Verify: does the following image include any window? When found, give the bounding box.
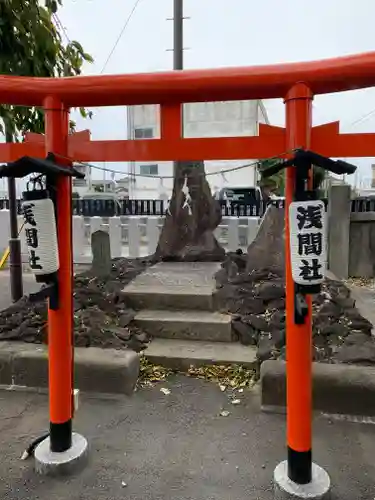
[72,178,87,188]
[134,127,154,139]
[140,164,159,176]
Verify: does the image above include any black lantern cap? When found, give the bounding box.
[261,149,357,179]
[0,152,85,179]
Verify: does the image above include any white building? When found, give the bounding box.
[71,164,125,199]
[126,100,269,199]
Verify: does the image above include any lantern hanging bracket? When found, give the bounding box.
[261,148,357,200]
[29,280,59,309]
[262,150,358,324]
[0,153,85,179]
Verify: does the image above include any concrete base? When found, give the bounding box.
[261,360,375,416]
[145,338,257,370]
[273,461,331,499]
[34,433,89,477]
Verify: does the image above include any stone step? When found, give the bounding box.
[144,338,257,371]
[134,309,233,342]
[122,262,220,311]
[123,286,216,311]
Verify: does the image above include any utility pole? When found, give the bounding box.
[172,0,184,176]
[167,1,189,176]
[173,0,183,71]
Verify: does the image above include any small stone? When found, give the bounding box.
[256,337,274,362]
[335,342,375,364]
[344,332,370,345]
[232,320,258,346]
[313,334,328,348]
[135,331,149,343]
[231,399,241,405]
[241,314,269,332]
[269,310,285,331]
[345,308,365,321]
[332,296,355,309]
[103,327,131,341]
[160,387,171,395]
[272,329,286,349]
[256,282,285,302]
[319,323,349,338]
[241,298,267,315]
[267,298,286,310]
[319,302,341,318]
[348,317,373,334]
[220,410,230,417]
[118,310,136,328]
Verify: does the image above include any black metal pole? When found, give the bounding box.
[5,128,23,302]
[173,0,183,178]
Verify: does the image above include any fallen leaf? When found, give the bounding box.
[219,385,226,392]
[231,399,241,405]
[160,387,171,395]
[220,410,230,417]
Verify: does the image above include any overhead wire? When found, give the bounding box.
[54,149,294,180]
[53,13,70,45]
[100,0,143,74]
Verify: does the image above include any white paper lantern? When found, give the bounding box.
[22,193,59,279]
[289,200,327,286]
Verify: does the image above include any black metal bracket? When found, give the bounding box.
[29,281,59,310]
[294,291,309,324]
[261,149,357,181]
[0,153,82,310]
[262,149,358,323]
[0,153,85,180]
[262,149,357,202]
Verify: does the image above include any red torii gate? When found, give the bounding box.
[3,119,375,164]
[1,51,375,493]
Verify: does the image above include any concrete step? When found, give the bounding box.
[122,262,220,311]
[134,309,233,342]
[144,338,257,371]
[123,286,216,311]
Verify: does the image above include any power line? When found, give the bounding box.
[100,0,142,74]
[53,13,70,45]
[349,108,375,129]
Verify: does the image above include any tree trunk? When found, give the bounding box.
[154,160,225,262]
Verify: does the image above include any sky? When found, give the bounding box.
[54,0,375,187]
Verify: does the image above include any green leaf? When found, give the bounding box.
[0,0,93,139]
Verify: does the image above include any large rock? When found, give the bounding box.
[246,205,285,274]
[154,161,225,262]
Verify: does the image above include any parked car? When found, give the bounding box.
[215,186,264,204]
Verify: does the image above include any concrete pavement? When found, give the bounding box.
[0,376,373,500]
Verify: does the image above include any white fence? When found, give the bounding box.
[0,210,260,264]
